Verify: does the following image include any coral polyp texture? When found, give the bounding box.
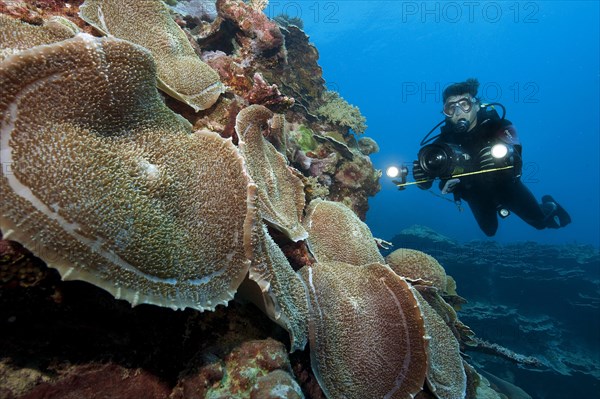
[0,14,78,60]
[299,261,428,399]
[412,288,467,399]
[0,34,257,311]
[79,0,224,111]
[243,224,309,352]
[236,104,308,242]
[386,248,448,292]
[303,199,384,265]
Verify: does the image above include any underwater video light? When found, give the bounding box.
[491,143,509,159]
[386,166,400,178]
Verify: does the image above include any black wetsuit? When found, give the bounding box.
[420,108,568,236]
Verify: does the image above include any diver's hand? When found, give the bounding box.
[441,178,460,195]
[478,146,495,170]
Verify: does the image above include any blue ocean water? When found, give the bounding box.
[280,0,599,247]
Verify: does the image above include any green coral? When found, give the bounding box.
[292,125,318,152]
[316,90,367,134]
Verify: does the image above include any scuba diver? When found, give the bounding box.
[394,78,571,236]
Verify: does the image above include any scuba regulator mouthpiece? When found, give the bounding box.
[453,118,471,134]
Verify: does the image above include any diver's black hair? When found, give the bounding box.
[442,78,480,102]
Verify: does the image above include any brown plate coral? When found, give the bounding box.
[79,0,224,111]
[300,261,428,399]
[0,34,256,311]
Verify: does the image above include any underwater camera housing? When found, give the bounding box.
[417,142,471,179]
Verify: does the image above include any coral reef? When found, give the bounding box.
[273,13,304,30]
[357,136,380,155]
[412,289,467,399]
[385,225,458,256]
[0,0,88,29]
[248,0,269,12]
[0,253,306,398]
[247,72,295,111]
[385,248,448,291]
[173,338,301,398]
[256,23,324,113]
[80,0,224,111]
[316,91,367,135]
[0,3,537,399]
[284,121,381,218]
[0,13,77,60]
[169,0,218,23]
[241,224,309,352]
[389,227,600,399]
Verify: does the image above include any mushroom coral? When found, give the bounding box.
[304,199,384,265]
[0,34,257,311]
[79,0,224,111]
[236,104,308,242]
[386,248,448,292]
[0,14,77,61]
[299,261,428,399]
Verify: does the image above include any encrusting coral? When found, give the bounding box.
[303,199,384,265]
[236,104,308,242]
[299,261,428,399]
[0,34,257,311]
[79,0,224,111]
[217,0,283,55]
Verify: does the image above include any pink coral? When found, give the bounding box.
[246,72,294,110]
[216,0,283,54]
[203,51,253,95]
[334,161,366,189]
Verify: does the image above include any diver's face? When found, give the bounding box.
[444,94,480,132]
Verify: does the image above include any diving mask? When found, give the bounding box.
[443,97,474,117]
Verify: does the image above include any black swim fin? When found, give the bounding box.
[542,195,571,228]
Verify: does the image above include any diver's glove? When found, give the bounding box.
[478,146,496,170]
[412,161,433,190]
[479,143,514,170]
[441,178,461,195]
